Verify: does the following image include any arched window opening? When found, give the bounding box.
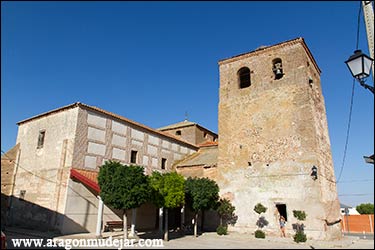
[272,58,284,80]
[238,67,251,89]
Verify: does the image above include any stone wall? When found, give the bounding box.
[217,39,341,240]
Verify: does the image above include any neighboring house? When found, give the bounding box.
[340,203,360,215]
[1,144,20,228]
[158,120,218,145]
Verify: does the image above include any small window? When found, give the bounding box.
[37,130,46,148]
[203,132,207,138]
[176,130,182,136]
[130,150,138,164]
[238,67,251,89]
[161,158,167,170]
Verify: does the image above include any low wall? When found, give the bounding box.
[341,214,374,233]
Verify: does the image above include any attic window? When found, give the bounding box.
[238,67,251,89]
[176,130,182,136]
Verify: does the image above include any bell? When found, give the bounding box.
[275,68,282,76]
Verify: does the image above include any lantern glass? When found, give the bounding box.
[345,50,374,80]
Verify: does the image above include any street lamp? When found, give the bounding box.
[311,166,318,180]
[345,49,374,94]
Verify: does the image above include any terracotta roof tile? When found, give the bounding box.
[198,141,218,147]
[70,168,100,193]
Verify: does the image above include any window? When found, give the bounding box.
[203,132,207,138]
[238,67,251,89]
[37,130,46,148]
[130,150,138,164]
[161,158,167,170]
[272,58,284,79]
[176,130,182,136]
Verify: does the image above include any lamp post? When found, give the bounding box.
[345,50,374,94]
[345,49,374,94]
[311,166,318,180]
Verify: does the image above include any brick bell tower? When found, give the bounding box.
[217,38,342,240]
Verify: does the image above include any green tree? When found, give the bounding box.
[149,171,185,241]
[98,161,149,239]
[356,203,374,214]
[185,177,219,237]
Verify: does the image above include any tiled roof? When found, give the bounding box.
[70,168,100,193]
[218,37,321,74]
[175,144,218,168]
[158,120,197,130]
[17,102,198,149]
[158,120,218,137]
[198,141,218,147]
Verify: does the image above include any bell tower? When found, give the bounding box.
[217,38,342,239]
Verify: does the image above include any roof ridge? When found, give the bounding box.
[218,37,303,64]
[17,102,199,149]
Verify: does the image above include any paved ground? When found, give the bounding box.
[4,227,374,249]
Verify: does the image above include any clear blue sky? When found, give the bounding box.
[1,1,374,207]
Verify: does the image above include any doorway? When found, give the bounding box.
[276,204,287,221]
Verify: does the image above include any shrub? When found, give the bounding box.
[217,198,237,227]
[254,203,267,215]
[293,231,307,243]
[356,203,374,214]
[216,225,227,235]
[293,210,306,221]
[254,229,266,239]
[256,216,269,228]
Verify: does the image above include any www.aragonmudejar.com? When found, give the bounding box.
[11,236,164,249]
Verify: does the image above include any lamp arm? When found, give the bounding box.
[359,80,375,94]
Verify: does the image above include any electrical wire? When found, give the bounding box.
[336,79,356,184]
[338,179,374,183]
[318,2,364,240]
[339,193,374,197]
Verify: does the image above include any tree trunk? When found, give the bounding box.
[220,217,223,227]
[201,210,205,233]
[194,213,198,237]
[159,207,163,236]
[164,208,169,241]
[123,210,128,239]
[130,208,136,237]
